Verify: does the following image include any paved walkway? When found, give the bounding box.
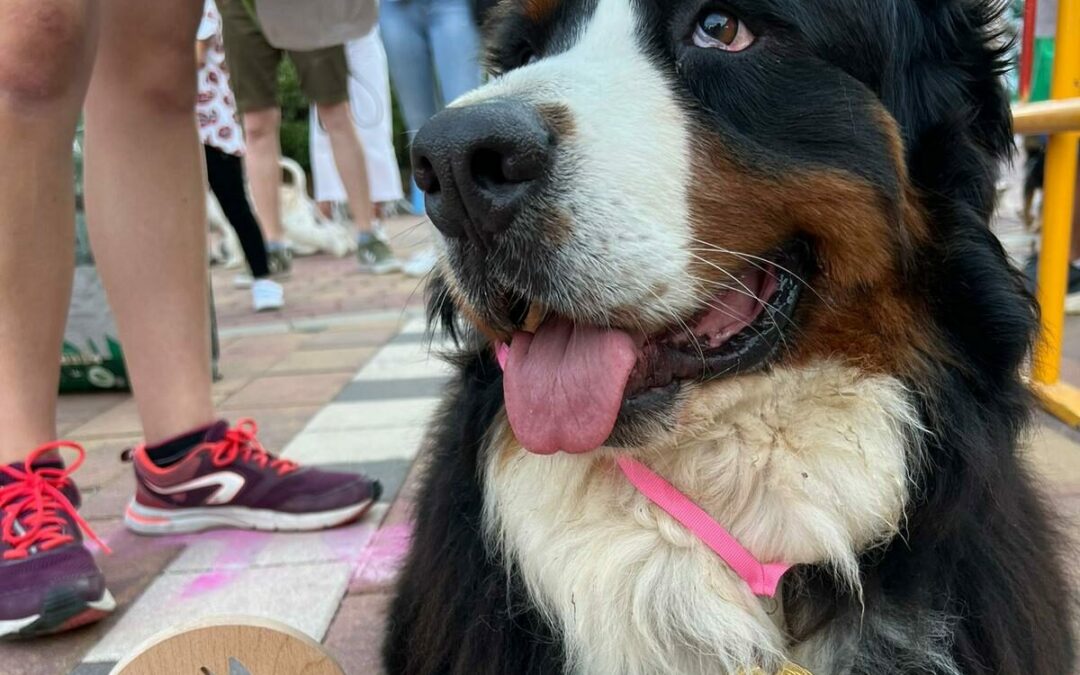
[2,213,1079,674]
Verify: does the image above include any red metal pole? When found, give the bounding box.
[1020,0,1039,101]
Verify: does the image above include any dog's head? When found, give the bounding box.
[416,0,1026,455]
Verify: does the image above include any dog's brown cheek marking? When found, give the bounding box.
[441,268,504,342]
[530,104,576,248]
[537,102,575,140]
[522,0,562,23]
[687,119,936,376]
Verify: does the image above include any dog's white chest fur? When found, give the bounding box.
[483,364,921,675]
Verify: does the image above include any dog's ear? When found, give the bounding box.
[884,0,1013,220]
[427,270,463,345]
[885,1,1036,381]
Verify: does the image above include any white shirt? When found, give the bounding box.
[197,0,245,156]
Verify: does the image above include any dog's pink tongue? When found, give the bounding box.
[504,318,638,455]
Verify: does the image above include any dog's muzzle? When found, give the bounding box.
[411,100,554,250]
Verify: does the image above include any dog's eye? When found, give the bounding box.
[692,9,754,52]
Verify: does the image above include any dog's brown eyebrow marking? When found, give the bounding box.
[523,0,561,22]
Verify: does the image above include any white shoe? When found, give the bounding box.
[251,279,285,312]
[233,273,254,289]
[402,248,439,278]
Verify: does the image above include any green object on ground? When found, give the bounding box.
[62,236,131,392]
[63,129,130,392]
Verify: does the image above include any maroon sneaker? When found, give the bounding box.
[124,419,381,535]
[0,442,115,639]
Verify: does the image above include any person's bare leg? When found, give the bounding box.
[0,0,98,463]
[242,108,286,243]
[83,0,213,445]
[316,101,374,232]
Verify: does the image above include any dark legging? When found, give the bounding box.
[204,144,270,279]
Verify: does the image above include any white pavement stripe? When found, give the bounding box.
[305,399,442,432]
[282,426,428,465]
[353,343,456,381]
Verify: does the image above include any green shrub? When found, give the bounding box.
[277,59,310,171]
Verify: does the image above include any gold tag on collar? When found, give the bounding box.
[745,665,812,675]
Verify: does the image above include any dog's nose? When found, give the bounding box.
[412,100,552,245]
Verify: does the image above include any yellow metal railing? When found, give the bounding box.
[1015,0,1080,425]
[1013,98,1080,136]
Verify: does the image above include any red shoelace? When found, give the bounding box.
[205,419,298,476]
[0,442,110,560]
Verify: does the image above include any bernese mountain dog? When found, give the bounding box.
[384,0,1076,672]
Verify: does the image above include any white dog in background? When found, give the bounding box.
[279,157,357,258]
[206,191,244,269]
[205,158,357,267]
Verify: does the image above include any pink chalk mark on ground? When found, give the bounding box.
[179,530,273,599]
[321,522,379,566]
[349,523,414,589]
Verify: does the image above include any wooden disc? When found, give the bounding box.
[110,616,345,675]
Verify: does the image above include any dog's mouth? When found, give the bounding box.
[493,243,809,455]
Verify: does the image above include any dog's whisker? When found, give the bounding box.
[687,238,831,308]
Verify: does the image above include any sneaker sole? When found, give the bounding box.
[0,589,115,640]
[253,300,285,313]
[236,272,290,290]
[123,498,377,535]
[357,261,403,275]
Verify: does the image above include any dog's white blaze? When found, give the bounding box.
[483,365,921,674]
[451,0,698,326]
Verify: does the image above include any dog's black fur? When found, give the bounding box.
[384,1,1076,672]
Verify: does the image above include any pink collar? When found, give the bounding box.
[616,456,791,597]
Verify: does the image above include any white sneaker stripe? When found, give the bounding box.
[144,471,245,505]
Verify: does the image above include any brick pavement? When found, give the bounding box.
[2,208,1079,673]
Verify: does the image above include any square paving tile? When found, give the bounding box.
[210,372,255,401]
[73,436,142,490]
[221,373,353,409]
[84,561,352,663]
[301,326,401,350]
[1026,424,1080,494]
[270,348,377,375]
[80,469,137,522]
[323,593,392,675]
[219,333,308,359]
[215,353,284,377]
[68,399,143,440]
[57,392,129,436]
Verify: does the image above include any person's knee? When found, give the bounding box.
[243,109,281,145]
[0,0,89,105]
[125,41,198,115]
[94,21,199,116]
